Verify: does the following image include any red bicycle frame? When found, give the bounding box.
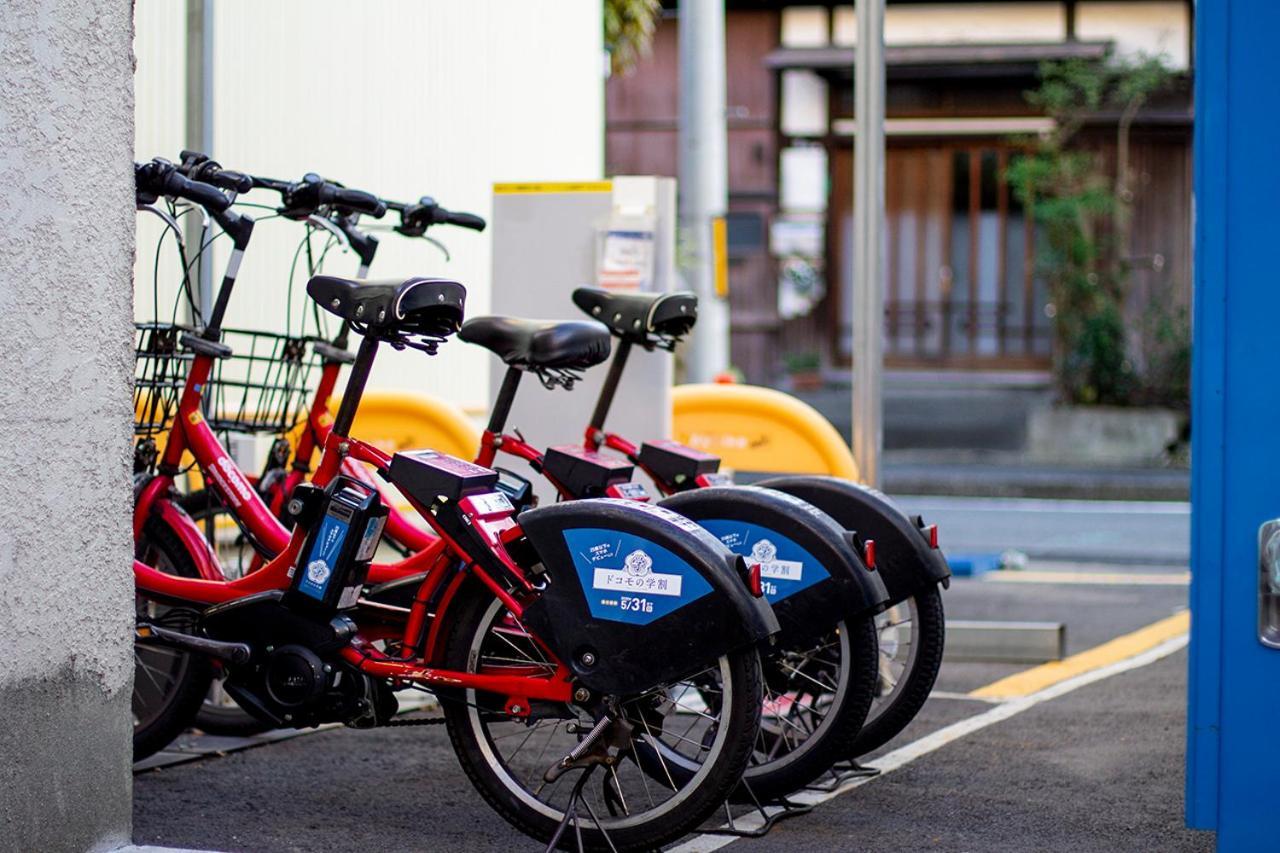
[136,399,573,704]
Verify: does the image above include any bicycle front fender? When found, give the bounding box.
[152,496,226,582]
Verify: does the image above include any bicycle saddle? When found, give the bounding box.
[571,287,698,349]
[307,275,465,341]
[459,316,611,372]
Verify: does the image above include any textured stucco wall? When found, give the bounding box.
[0,2,136,850]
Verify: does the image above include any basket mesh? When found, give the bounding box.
[134,323,192,435]
[133,323,322,436]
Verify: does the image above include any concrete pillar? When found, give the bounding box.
[0,2,137,850]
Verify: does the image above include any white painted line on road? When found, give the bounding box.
[904,495,1190,515]
[670,631,1190,853]
[984,569,1190,586]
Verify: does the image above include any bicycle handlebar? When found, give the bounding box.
[135,159,232,213]
[252,171,387,220]
[388,196,487,237]
[177,150,253,194]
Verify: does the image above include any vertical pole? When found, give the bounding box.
[852,0,885,486]
[185,0,215,322]
[678,0,730,382]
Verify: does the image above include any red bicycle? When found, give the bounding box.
[158,180,889,800]
[131,159,776,852]
[570,286,951,757]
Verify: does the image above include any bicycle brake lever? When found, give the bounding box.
[306,214,352,251]
[420,234,451,262]
[138,203,183,235]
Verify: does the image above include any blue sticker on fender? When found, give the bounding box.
[562,528,713,625]
[698,520,829,603]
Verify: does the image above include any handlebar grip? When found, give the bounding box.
[175,150,254,194]
[444,210,486,232]
[207,167,253,194]
[143,166,230,213]
[167,173,232,212]
[324,186,387,218]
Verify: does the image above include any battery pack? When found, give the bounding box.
[284,476,388,618]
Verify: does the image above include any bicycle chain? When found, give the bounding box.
[385,715,447,727]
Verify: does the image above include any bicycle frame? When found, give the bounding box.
[135,215,433,580]
[136,393,574,705]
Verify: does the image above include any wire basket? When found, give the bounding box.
[204,328,322,434]
[135,322,194,436]
[133,323,323,436]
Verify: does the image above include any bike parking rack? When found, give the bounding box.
[701,780,814,838]
[804,760,882,793]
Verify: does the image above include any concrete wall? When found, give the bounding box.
[0,1,136,850]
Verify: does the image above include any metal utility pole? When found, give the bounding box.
[677,0,730,382]
[185,0,215,321]
[852,0,886,486]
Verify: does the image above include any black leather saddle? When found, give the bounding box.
[459,316,611,372]
[307,275,465,341]
[571,287,698,348]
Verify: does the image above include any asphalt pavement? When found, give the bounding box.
[897,495,1190,565]
[134,540,1200,852]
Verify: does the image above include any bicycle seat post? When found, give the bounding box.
[587,338,632,439]
[487,366,523,436]
[330,334,379,439]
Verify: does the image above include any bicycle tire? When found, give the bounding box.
[133,517,215,760]
[179,488,275,736]
[850,584,946,757]
[441,579,764,852]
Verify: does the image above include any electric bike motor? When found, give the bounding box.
[201,475,396,729]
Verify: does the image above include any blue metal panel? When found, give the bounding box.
[1188,0,1280,845]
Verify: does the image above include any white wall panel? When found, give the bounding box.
[1076,2,1190,69]
[134,0,604,410]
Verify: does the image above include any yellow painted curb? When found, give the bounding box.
[969,609,1191,700]
[493,181,612,195]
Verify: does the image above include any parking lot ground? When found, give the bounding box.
[134,559,1200,852]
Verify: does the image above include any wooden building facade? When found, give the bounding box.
[605,0,1193,384]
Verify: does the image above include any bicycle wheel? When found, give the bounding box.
[180,489,275,736]
[441,580,763,853]
[133,518,214,760]
[850,584,946,756]
[633,614,878,803]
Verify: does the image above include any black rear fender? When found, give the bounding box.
[518,498,778,696]
[660,486,889,646]
[757,476,951,605]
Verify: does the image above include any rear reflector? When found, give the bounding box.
[863,539,877,570]
[927,524,939,549]
[748,562,764,597]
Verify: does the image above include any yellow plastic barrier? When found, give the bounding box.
[345,389,482,459]
[671,383,859,480]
